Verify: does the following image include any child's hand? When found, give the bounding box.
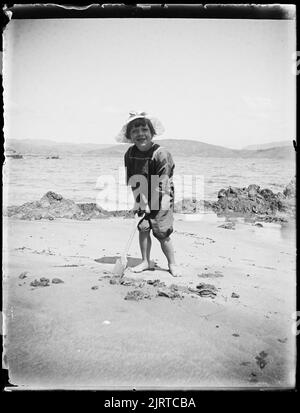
[133,194,150,215]
[140,193,150,214]
[133,204,150,216]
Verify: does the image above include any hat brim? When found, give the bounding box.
[115,115,165,143]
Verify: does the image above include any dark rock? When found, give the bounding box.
[195,283,217,298]
[5,191,134,221]
[218,189,226,198]
[283,178,295,198]
[6,179,295,222]
[77,203,104,214]
[157,289,183,299]
[91,285,99,290]
[147,279,159,285]
[255,351,268,369]
[124,290,151,301]
[212,182,295,219]
[6,192,82,220]
[52,278,64,284]
[231,292,240,298]
[247,184,260,197]
[229,186,242,195]
[18,272,28,279]
[109,278,118,285]
[40,191,63,205]
[173,198,198,213]
[218,222,235,230]
[197,271,223,278]
[30,278,50,287]
[120,278,145,288]
[147,279,166,288]
[40,277,50,283]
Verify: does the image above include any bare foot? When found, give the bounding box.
[168,264,182,277]
[131,261,154,273]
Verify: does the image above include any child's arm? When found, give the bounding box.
[152,149,175,210]
[154,149,174,189]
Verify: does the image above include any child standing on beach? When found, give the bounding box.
[116,111,180,277]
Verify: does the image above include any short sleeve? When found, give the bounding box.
[153,148,175,178]
[124,149,129,184]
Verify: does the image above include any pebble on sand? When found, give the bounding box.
[109,278,118,285]
[18,272,28,279]
[52,278,64,284]
[255,351,268,369]
[30,278,50,287]
[125,290,151,301]
[231,292,240,298]
[157,288,184,300]
[195,283,217,298]
[218,222,235,230]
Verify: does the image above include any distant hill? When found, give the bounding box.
[5,139,113,156]
[88,139,237,157]
[238,146,295,160]
[5,138,295,160]
[88,139,295,160]
[243,140,293,150]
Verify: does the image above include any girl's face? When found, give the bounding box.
[129,122,153,151]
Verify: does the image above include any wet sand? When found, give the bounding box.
[2,215,296,389]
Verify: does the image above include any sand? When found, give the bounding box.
[2,214,296,389]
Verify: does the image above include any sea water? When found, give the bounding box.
[3,154,295,210]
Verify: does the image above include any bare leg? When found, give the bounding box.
[159,236,181,277]
[132,231,153,272]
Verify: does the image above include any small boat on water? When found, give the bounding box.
[46,155,60,159]
[5,149,23,159]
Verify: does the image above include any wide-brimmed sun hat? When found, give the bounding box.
[115,111,165,143]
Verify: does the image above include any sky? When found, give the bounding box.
[4,16,296,149]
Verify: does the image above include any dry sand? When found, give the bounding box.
[2,214,296,389]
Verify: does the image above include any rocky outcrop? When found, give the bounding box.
[174,180,295,221]
[5,191,133,221]
[283,178,296,198]
[214,184,289,215]
[173,199,212,214]
[5,179,295,222]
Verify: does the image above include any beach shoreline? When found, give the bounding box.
[3,213,296,389]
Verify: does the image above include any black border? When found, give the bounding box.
[1,2,298,400]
